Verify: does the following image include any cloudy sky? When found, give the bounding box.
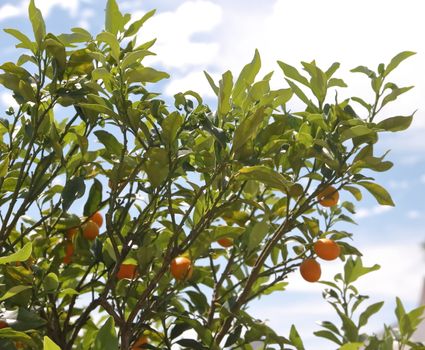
[0,0,424,348]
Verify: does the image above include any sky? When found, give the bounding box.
[0,0,424,349]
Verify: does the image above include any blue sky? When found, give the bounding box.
[0,0,424,348]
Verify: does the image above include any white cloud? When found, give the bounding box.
[421,174,425,184]
[407,210,421,219]
[135,1,222,70]
[0,3,26,22]
[165,71,219,97]
[0,92,18,109]
[355,205,393,219]
[0,0,80,22]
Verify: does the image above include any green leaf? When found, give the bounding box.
[340,125,373,142]
[125,67,170,83]
[343,186,362,201]
[105,0,124,35]
[344,257,380,284]
[384,51,416,77]
[232,107,266,153]
[0,285,32,301]
[78,103,119,119]
[301,61,327,104]
[83,179,103,217]
[44,336,61,350]
[0,328,33,342]
[236,165,291,192]
[3,29,35,52]
[358,302,384,327]
[339,343,363,350]
[93,317,118,350]
[0,242,32,265]
[357,181,395,206]
[28,0,46,45]
[277,61,309,87]
[176,339,203,349]
[325,62,341,79]
[350,65,375,78]
[0,154,9,177]
[143,148,169,188]
[124,9,156,37]
[162,112,183,147]
[381,86,413,108]
[62,177,86,212]
[43,273,59,292]
[233,49,261,105]
[204,70,219,96]
[285,79,312,107]
[94,130,123,157]
[218,70,233,117]
[247,220,269,252]
[97,32,120,62]
[377,115,413,132]
[314,330,342,345]
[121,50,154,69]
[289,325,305,350]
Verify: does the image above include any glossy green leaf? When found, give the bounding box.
[94,130,123,156]
[236,165,290,192]
[233,107,266,153]
[0,242,32,265]
[105,0,124,35]
[3,29,35,52]
[357,181,395,206]
[340,125,372,142]
[344,257,380,284]
[143,147,169,187]
[62,177,86,211]
[204,70,219,96]
[83,179,103,217]
[93,317,118,350]
[218,70,233,117]
[377,115,413,132]
[233,49,261,105]
[162,112,183,147]
[124,9,156,37]
[44,336,61,350]
[384,51,416,77]
[339,343,363,350]
[289,325,305,350]
[28,0,46,44]
[358,301,384,327]
[97,32,120,62]
[125,67,170,83]
[0,285,32,301]
[277,61,309,87]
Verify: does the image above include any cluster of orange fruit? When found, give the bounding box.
[300,185,341,283]
[63,211,103,264]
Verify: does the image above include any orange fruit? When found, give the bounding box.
[0,320,8,329]
[314,238,340,261]
[217,237,233,248]
[299,258,321,282]
[131,336,148,349]
[90,212,103,228]
[316,186,339,207]
[66,227,78,239]
[82,220,99,240]
[117,263,138,280]
[63,242,74,264]
[170,256,193,281]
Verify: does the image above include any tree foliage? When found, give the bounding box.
[0,1,422,349]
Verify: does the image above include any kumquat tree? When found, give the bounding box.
[0,1,424,349]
